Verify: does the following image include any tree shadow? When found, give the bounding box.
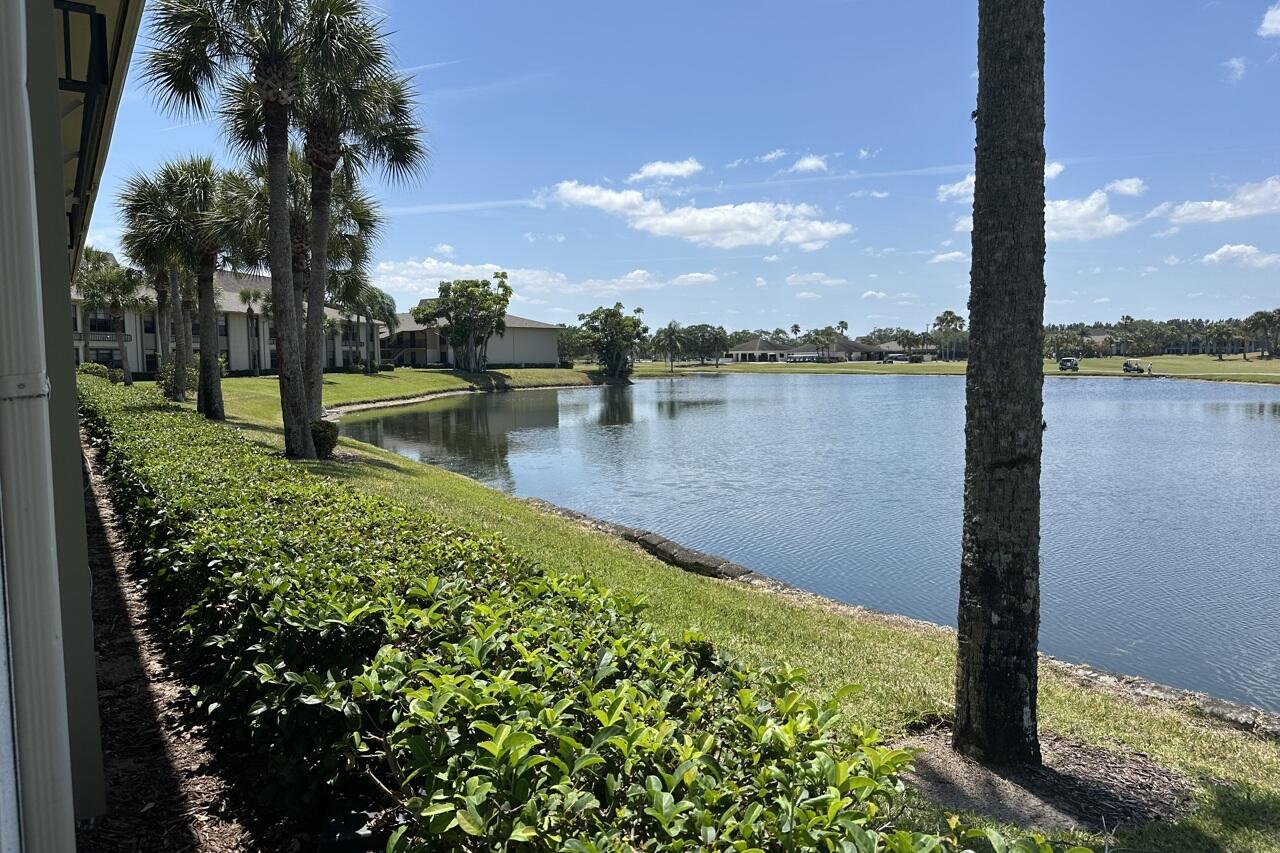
[77,454,241,851]
[77,448,311,851]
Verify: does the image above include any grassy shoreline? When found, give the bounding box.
[200,371,1280,850]
[630,353,1280,385]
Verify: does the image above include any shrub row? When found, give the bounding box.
[78,378,1078,853]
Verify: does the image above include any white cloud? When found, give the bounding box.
[1045,161,1065,180]
[374,256,720,301]
[953,215,973,232]
[755,276,767,287]
[433,242,455,257]
[1093,297,1111,304]
[1169,176,1280,223]
[625,157,703,183]
[1201,243,1280,268]
[851,189,890,199]
[1047,298,1075,305]
[929,251,968,264]
[1105,177,1147,196]
[937,174,975,203]
[857,147,881,160]
[788,154,828,173]
[670,272,719,285]
[795,291,820,300]
[1224,56,1248,83]
[1046,191,1132,241]
[760,148,787,163]
[1153,226,1180,238]
[861,290,887,299]
[762,254,781,262]
[786,272,846,286]
[1163,255,1180,265]
[1261,3,1280,36]
[553,180,853,250]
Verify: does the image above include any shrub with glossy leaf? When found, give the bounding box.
[77,361,111,380]
[78,378,1082,853]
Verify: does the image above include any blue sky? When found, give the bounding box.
[92,0,1280,334]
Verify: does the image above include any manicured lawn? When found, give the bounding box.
[213,379,1280,851]
[635,354,1280,384]
[210,366,601,423]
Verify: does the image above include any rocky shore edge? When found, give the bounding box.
[524,497,1280,741]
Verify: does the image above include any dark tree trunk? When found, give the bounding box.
[263,97,315,458]
[195,253,225,420]
[116,312,133,386]
[306,161,333,419]
[154,273,171,371]
[168,266,189,401]
[954,0,1046,767]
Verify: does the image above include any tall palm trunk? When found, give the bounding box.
[306,158,334,418]
[247,308,261,376]
[264,97,316,458]
[196,254,225,420]
[168,266,189,400]
[116,311,134,386]
[154,272,171,370]
[954,0,1046,767]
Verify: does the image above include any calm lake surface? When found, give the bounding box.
[340,374,1280,711]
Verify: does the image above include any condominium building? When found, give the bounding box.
[71,270,384,375]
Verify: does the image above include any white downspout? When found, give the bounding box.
[0,0,78,847]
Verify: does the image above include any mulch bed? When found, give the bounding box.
[75,435,307,852]
[902,726,1195,834]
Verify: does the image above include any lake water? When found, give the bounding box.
[340,374,1280,712]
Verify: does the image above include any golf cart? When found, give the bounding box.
[1058,357,1079,372]
[1122,358,1146,374]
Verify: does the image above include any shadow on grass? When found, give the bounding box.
[1113,781,1280,852]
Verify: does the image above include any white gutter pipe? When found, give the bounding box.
[0,0,79,846]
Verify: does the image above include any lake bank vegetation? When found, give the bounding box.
[80,377,1102,852]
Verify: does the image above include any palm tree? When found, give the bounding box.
[954,0,1047,767]
[77,249,153,387]
[653,321,683,372]
[119,171,192,399]
[935,309,965,360]
[219,150,383,396]
[1204,321,1233,361]
[239,287,264,375]
[145,0,319,455]
[789,323,801,338]
[836,319,849,337]
[154,156,234,420]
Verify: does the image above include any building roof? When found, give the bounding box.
[786,335,883,355]
[72,269,382,326]
[384,310,562,338]
[728,336,792,353]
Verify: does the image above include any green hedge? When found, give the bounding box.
[78,378,1079,853]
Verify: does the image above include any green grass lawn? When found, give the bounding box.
[633,354,1280,385]
[209,377,1280,851]
[211,366,602,423]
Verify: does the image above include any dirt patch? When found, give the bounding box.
[75,435,305,852]
[902,727,1194,834]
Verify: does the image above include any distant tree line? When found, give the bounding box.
[1044,310,1280,360]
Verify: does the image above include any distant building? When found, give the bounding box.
[71,270,383,375]
[726,337,792,362]
[380,306,562,368]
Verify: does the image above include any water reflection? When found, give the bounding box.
[596,386,634,427]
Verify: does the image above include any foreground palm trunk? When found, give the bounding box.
[195,255,225,420]
[264,97,316,458]
[168,266,189,400]
[306,159,333,419]
[953,0,1046,766]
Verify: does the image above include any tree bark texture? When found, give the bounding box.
[263,97,315,458]
[195,253,225,420]
[953,0,1047,767]
[306,162,332,418]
